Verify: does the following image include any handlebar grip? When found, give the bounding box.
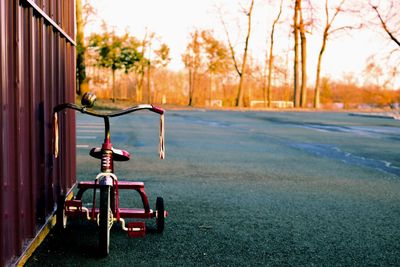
[151,105,164,115]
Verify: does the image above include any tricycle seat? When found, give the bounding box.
[90,147,130,161]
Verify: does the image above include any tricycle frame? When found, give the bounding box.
[53,94,167,256]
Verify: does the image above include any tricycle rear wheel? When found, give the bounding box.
[55,194,67,230]
[156,197,165,233]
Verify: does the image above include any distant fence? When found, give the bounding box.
[250,100,294,108]
[205,100,223,107]
[0,1,76,265]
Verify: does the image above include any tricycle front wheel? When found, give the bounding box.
[99,185,112,256]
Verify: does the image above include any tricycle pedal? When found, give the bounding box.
[127,222,146,238]
[65,200,82,213]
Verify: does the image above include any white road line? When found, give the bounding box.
[77,122,105,125]
[77,136,97,139]
[77,122,110,127]
[76,144,90,148]
[76,123,104,148]
[77,125,105,129]
[77,129,104,133]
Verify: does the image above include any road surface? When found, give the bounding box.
[28,110,400,266]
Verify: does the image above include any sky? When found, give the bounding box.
[84,0,397,87]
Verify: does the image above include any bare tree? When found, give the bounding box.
[134,30,154,103]
[182,30,203,106]
[314,0,347,108]
[201,30,230,106]
[82,0,96,27]
[152,43,171,103]
[221,0,255,107]
[264,0,283,108]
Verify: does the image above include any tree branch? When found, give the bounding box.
[219,12,241,76]
[328,24,363,35]
[371,4,400,47]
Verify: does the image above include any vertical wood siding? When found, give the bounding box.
[0,0,76,265]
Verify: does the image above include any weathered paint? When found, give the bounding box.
[0,0,76,265]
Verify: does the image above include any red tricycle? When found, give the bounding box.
[53,92,167,256]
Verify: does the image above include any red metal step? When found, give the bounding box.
[69,207,155,219]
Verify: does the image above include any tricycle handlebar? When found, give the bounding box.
[53,103,164,117]
[52,97,165,160]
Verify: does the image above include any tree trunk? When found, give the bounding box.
[300,34,307,107]
[314,31,327,109]
[136,77,143,103]
[209,72,213,106]
[293,0,300,108]
[266,0,283,108]
[299,0,307,108]
[235,73,244,107]
[76,0,85,95]
[188,68,194,106]
[147,62,151,103]
[146,35,154,103]
[112,69,115,102]
[262,49,268,107]
[136,32,149,103]
[235,0,254,107]
[267,39,274,108]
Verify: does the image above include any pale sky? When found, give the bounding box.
[84,0,397,86]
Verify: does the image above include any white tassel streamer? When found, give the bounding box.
[53,113,59,158]
[159,114,165,159]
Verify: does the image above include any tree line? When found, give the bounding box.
[77,0,400,109]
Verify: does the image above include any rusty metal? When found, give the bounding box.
[0,0,76,266]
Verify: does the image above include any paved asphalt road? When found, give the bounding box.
[27,110,400,266]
